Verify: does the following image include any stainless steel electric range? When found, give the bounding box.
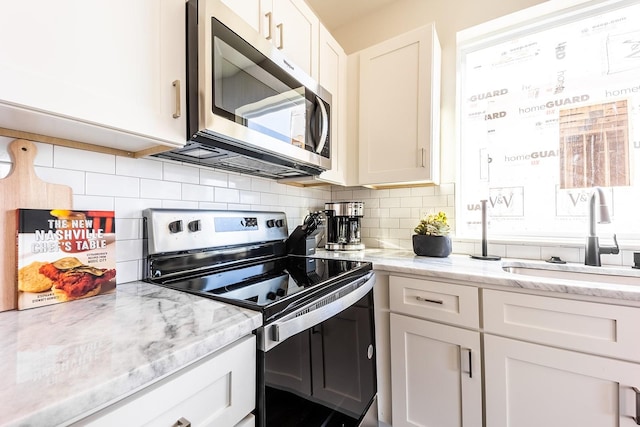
[143,209,378,427]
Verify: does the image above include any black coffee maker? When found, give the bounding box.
[325,201,365,251]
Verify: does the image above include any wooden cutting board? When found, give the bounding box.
[0,139,73,311]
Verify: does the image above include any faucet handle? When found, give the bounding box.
[600,233,620,255]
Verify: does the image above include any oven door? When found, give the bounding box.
[257,273,377,427]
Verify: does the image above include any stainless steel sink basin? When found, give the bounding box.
[502,262,640,286]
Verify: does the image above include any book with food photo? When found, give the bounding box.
[16,209,116,310]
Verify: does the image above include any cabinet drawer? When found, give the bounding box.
[77,335,256,427]
[389,276,479,328]
[483,289,640,362]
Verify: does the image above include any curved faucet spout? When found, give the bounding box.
[588,187,611,237]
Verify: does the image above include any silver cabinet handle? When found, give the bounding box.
[420,147,426,167]
[172,80,181,119]
[172,417,191,427]
[276,23,284,49]
[633,387,640,425]
[264,12,273,40]
[415,296,443,304]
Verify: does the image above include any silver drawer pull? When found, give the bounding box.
[172,417,191,427]
[416,296,443,305]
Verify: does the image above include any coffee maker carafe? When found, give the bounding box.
[325,201,365,251]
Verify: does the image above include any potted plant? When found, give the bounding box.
[413,211,452,257]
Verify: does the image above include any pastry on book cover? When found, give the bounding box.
[16,209,116,310]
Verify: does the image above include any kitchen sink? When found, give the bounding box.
[502,261,640,286]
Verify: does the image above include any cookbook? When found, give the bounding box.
[16,209,116,310]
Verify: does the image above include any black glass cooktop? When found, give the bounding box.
[156,256,372,322]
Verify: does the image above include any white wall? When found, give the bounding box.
[0,137,331,284]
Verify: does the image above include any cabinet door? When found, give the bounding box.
[485,334,640,427]
[0,0,186,151]
[265,0,319,79]
[358,24,441,186]
[77,335,256,427]
[221,0,261,32]
[316,25,347,185]
[390,313,482,427]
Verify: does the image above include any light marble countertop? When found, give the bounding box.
[4,249,639,426]
[0,281,262,427]
[315,249,640,304]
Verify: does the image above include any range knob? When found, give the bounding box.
[266,291,277,301]
[276,288,285,297]
[266,219,275,228]
[275,219,284,227]
[188,220,201,232]
[168,220,183,233]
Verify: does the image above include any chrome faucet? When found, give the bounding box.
[585,187,619,266]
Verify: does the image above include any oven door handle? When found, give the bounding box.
[264,271,375,351]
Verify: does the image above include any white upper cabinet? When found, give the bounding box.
[316,25,347,185]
[283,23,347,186]
[221,0,261,32]
[260,0,319,79]
[358,23,441,187]
[0,0,186,153]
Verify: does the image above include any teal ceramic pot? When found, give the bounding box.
[412,234,452,257]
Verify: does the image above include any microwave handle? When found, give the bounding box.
[315,96,329,154]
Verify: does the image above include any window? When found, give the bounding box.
[456,0,640,240]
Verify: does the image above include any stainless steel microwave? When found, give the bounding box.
[155,0,332,179]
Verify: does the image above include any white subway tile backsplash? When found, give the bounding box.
[116,156,163,179]
[215,187,240,203]
[198,201,228,210]
[54,146,115,174]
[163,162,199,184]
[115,260,141,285]
[505,244,540,259]
[163,200,198,209]
[227,174,251,190]
[140,178,180,200]
[115,218,142,240]
[240,190,262,205]
[251,177,273,193]
[35,166,85,194]
[116,238,143,263]
[115,197,162,218]
[380,218,400,229]
[88,173,140,198]
[182,183,214,202]
[410,187,435,197]
[73,195,115,211]
[379,197,401,208]
[201,169,230,187]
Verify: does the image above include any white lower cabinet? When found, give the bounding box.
[389,275,482,427]
[483,289,640,427]
[484,334,640,427]
[390,314,482,427]
[386,274,640,427]
[75,335,256,427]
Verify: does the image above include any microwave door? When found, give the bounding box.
[237,93,306,147]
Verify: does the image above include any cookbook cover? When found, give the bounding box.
[16,209,116,310]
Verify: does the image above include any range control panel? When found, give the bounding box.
[144,209,288,255]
